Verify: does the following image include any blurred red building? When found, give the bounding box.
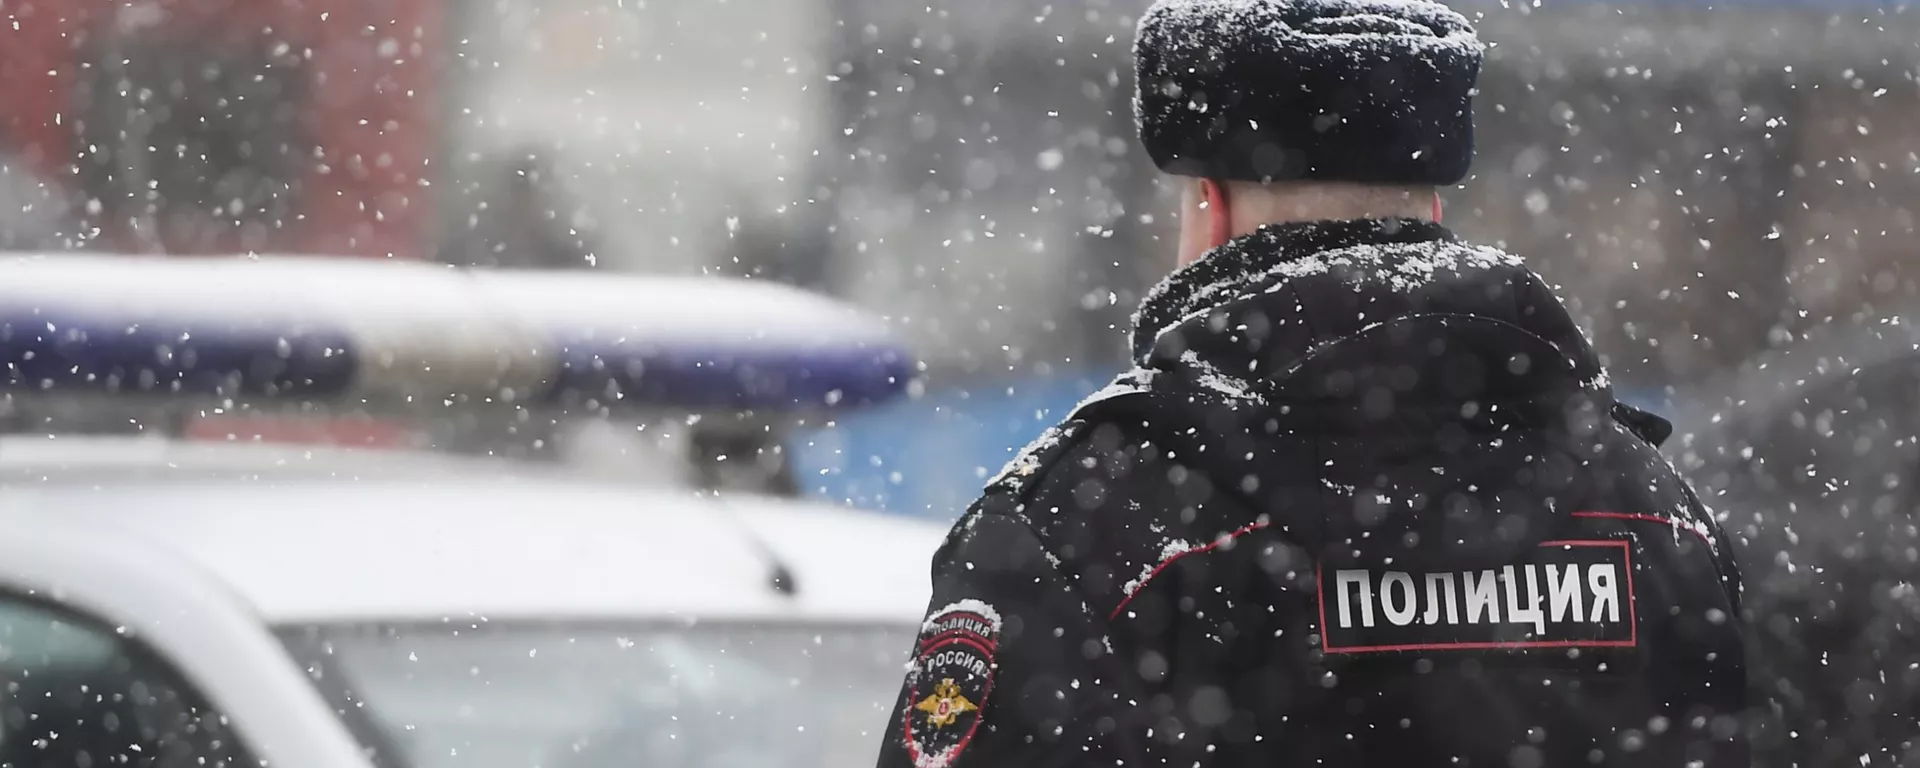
[0,0,440,258]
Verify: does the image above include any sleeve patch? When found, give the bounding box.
[903,601,1002,768]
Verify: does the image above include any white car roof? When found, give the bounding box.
[0,438,948,626]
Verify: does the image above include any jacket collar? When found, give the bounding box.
[1129,218,1454,362]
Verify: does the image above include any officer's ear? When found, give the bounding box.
[1431,190,1444,223]
[1200,178,1232,249]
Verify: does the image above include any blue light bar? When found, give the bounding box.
[0,313,356,396]
[0,255,916,412]
[548,341,914,410]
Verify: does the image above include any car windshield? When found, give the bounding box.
[277,620,914,768]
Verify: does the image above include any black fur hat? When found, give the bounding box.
[1134,0,1484,185]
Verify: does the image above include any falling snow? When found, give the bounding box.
[0,0,1905,766]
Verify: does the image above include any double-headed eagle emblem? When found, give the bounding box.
[914,678,979,728]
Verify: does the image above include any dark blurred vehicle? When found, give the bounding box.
[1672,319,1920,767]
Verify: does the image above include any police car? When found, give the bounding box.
[0,254,943,768]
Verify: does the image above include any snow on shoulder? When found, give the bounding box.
[1253,239,1522,295]
[920,599,1005,636]
[1137,234,1526,354]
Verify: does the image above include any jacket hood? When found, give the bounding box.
[1084,219,1670,569]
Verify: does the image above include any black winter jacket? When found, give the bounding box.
[876,219,1749,768]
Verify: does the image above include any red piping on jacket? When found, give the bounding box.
[1108,522,1270,620]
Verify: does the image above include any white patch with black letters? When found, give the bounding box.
[1317,540,1636,654]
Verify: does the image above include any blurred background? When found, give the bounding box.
[0,0,1914,522]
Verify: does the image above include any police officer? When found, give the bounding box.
[875,0,1750,766]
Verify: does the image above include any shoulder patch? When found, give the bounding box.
[1317,540,1637,656]
[903,600,1002,768]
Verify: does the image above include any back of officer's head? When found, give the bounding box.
[1132,0,1486,264]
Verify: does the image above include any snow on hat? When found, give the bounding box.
[1134,0,1484,185]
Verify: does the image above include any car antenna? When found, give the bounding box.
[741,525,801,597]
[704,492,800,598]
[763,551,801,596]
